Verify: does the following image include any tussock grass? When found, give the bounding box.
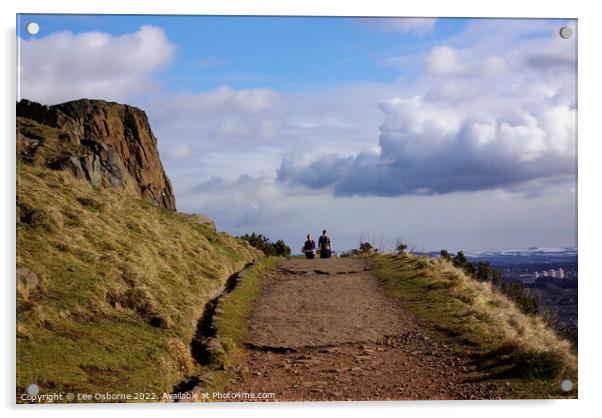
[16,163,261,399]
[368,253,577,399]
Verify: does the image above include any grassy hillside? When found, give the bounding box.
[16,163,261,399]
[368,252,577,399]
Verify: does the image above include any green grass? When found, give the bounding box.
[16,163,262,402]
[214,257,283,346]
[367,253,577,399]
[193,257,283,393]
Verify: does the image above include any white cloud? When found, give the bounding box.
[182,175,305,228]
[149,86,282,150]
[481,56,507,76]
[421,20,576,80]
[18,25,175,104]
[277,22,577,197]
[279,88,576,196]
[152,21,576,207]
[167,144,192,160]
[423,45,513,78]
[156,86,279,119]
[149,81,395,186]
[424,46,471,76]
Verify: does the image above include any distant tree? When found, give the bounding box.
[238,233,291,257]
[452,251,476,276]
[272,239,291,257]
[440,250,451,261]
[499,281,539,315]
[238,233,272,255]
[395,240,408,253]
[476,262,503,287]
[359,241,373,254]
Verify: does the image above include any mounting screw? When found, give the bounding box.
[560,379,573,392]
[559,26,573,39]
[26,22,40,36]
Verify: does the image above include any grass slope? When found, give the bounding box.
[16,164,261,400]
[368,252,577,399]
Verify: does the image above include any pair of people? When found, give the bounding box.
[303,230,332,259]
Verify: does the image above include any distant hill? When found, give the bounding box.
[427,247,578,265]
[16,99,261,397]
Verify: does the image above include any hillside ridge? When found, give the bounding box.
[16,99,262,398]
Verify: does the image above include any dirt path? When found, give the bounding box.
[223,258,498,401]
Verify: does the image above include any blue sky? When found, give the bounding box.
[18,14,467,91]
[17,15,577,252]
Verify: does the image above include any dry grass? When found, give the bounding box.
[368,252,577,399]
[436,259,574,364]
[16,163,262,399]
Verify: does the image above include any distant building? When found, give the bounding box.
[534,268,567,280]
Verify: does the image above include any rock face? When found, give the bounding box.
[52,140,127,189]
[17,99,176,210]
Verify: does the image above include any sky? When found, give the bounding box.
[16,15,577,253]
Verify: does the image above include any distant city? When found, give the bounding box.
[492,264,577,284]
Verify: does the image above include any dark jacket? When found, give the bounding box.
[303,239,316,251]
[318,235,331,250]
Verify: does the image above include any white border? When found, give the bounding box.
[3,1,601,418]
[6,0,583,18]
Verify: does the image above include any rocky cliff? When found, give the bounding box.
[17,99,176,210]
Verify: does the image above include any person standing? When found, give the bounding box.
[302,234,316,259]
[318,229,332,259]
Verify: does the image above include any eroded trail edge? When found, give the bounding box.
[171,263,253,396]
[223,258,498,401]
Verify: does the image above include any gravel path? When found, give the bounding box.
[223,258,498,401]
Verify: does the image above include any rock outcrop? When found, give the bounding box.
[17,99,176,210]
